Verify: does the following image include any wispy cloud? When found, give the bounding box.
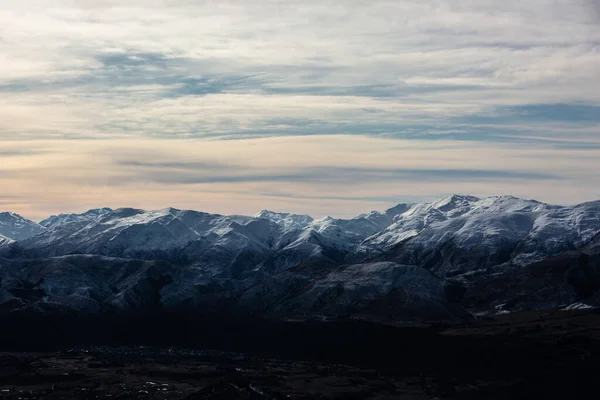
[0,136,598,220]
[0,1,599,217]
[1,0,599,139]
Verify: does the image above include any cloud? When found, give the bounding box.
[1,0,599,141]
[1,135,598,220]
[0,149,52,156]
[113,161,560,185]
[587,0,600,21]
[115,160,235,170]
[1,1,599,217]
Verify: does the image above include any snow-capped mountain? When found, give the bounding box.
[373,197,600,276]
[40,208,113,228]
[1,194,600,319]
[12,205,406,273]
[21,207,269,261]
[362,195,553,251]
[0,212,46,240]
[255,210,313,231]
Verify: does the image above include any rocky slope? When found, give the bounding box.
[0,255,467,322]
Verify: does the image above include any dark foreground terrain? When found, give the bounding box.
[1,310,599,399]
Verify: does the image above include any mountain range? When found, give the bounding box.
[1,195,599,321]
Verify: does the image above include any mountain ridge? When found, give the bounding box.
[1,194,599,321]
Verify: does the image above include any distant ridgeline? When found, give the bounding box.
[1,195,599,322]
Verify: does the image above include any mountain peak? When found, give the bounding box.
[489,194,540,203]
[384,203,413,218]
[0,211,28,220]
[256,209,312,218]
[255,210,314,230]
[40,208,114,228]
[256,210,281,218]
[430,194,480,216]
[439,194,480,203]
[0,212,46,240]
[87,207,113,214]
[160,207,181,214]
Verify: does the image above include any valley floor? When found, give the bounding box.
[1,310,599,399]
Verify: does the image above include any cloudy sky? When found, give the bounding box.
[1,0,600,220]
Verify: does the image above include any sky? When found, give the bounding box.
[1,0,600,221]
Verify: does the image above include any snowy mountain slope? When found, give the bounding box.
[258,208,414,273]
[276,203,415,262]
[361,195,480,250]
[380,212,536,276]
[364,195,544,249]
[255,210,313,231]
[18,208,273,260]
[12,204,410,273]
[377,199,600,277]
[5,196,600,271]
[362,195,597,253]
[40,208,113,228]
[0,212,46,240]
[0,234,13,248]
[256,206,405,255]
[309,215,388,247]
[361,195,547,250]
[13,208,327,281]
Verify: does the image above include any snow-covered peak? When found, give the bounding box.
[40,208,113,228]
[305,213,394,249]
[21,206,287,260]
[467,195,551,214]
[431,194,481,217]
[361,195,560,251]
[256,210,314,231]
[384,203,413,218]
[365,196,600,277]
[0,211,46,240]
